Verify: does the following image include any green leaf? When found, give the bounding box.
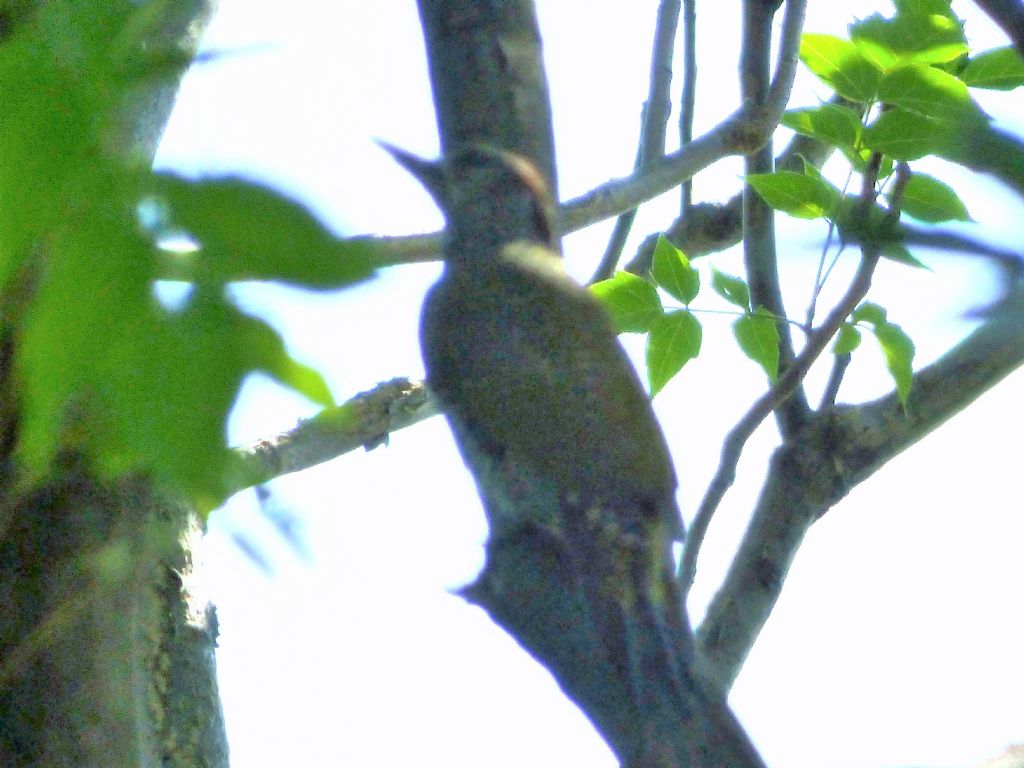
[881,242,930,269]
[800,33,885,102]
[862,108,954,159]
[961,46,1024,90]
[852,301,888,325]
[838,146,867,172]
[834,197,896,243]
[711,268,750,311]
[733,308,780,381]
[851,302,916,404]
[893,0,956,18]
[782,104,862,151]
[651,235,700,304]
[876,153,896,180]
[0,36,97,286]
[16,203,157,479]
[0,0,347,512]
[150,174,377,288]
[590,271,663,333]
[852,37,901,72]
[800,156,827,183]
[898,173,971,222]
[747,171,839,219]
[877,64,975,121]
[237,313,334,407]
[646,310,702,395]
[851,12,966,64]
[873,321,915,405]
[834,323,862,355]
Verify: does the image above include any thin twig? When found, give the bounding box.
[364,3,807,274]
[678,247,880,596]
[369,84,810,272]
[818,352,851,409]
[678,147,886,598]
[626,98,854,274]
[227,378,438,496]
[590,120,645,284]
[679,0,697,213]
[591,0,682,283]
[763,0,808,127]
[888,226,1024,278]
[560,113,750,232]
[805,164,855,327]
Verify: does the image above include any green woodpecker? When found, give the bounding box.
[384,140,767,768]
[385,144,683,545]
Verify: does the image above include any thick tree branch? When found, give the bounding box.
[415,0,557,195]
[405,3,769,765]
[682,157,899,678]
[697,309,1024,690]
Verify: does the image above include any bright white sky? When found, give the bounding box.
[156,2,1023,767]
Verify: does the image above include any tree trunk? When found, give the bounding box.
[0,2,228,765]
[0,463,228,767]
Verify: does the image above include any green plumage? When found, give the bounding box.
[383,142,682,542]
[385,141,764,768]
[421,241,682,541]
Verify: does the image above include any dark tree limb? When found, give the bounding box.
[414,0,558,197]
[681,154,894,611]
[698,309,1024,689]
[409,2,767,766]
[741,0,811,437]
[973,0,1024,57]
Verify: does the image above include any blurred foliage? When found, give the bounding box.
[0,0,375,511]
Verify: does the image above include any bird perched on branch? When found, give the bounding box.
[384,144,682,541]
[384,142,690,712]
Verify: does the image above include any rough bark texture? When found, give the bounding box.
[0,467,227,768]
[416,0,559,199]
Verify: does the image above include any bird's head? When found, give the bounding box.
[382,143,559,262]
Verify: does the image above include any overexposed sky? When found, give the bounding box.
[156,2,1023,766]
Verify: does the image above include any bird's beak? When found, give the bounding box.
[377,141,447,204]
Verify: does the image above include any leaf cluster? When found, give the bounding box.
[598,0,1024,405]
[592,236,779,395]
